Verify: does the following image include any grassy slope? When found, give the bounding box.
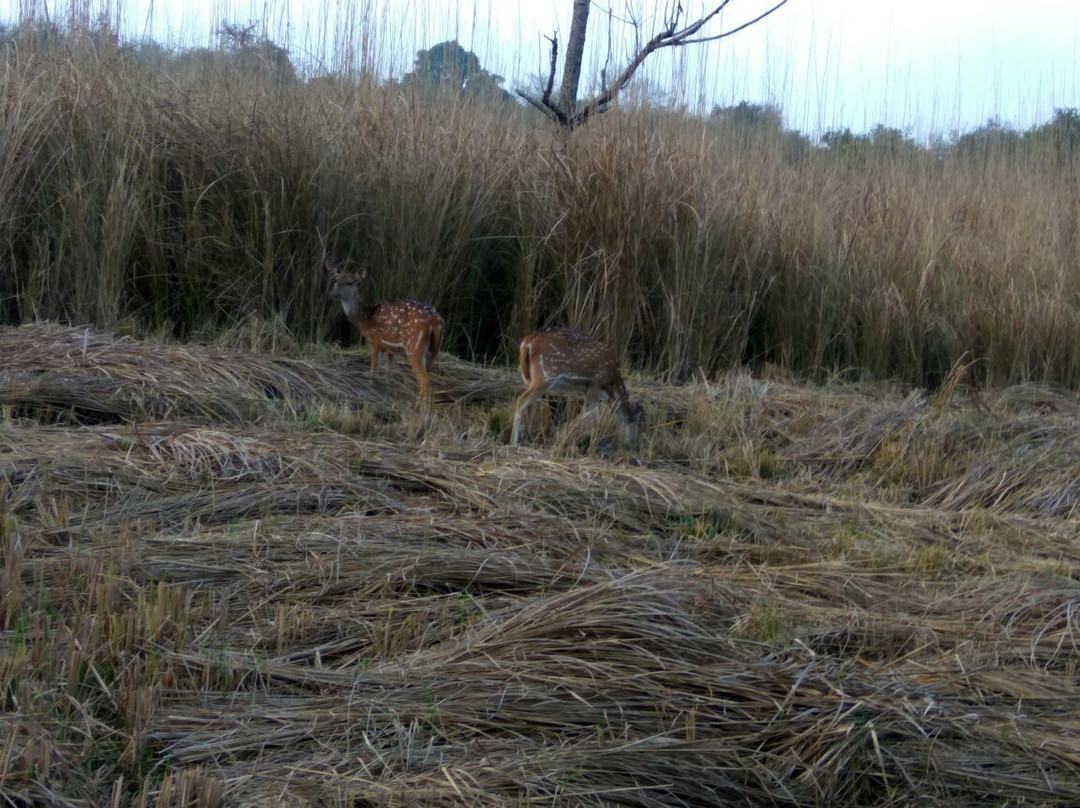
[2,322,1079,807]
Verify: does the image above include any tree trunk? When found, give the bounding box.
[558,0,590,113]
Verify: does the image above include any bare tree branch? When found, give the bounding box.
[542,34,558,104]
[517,89,554,116]
[516,32,570,126]
[678,1,790,45]
[668,0,736,42]
[522,0,789,131]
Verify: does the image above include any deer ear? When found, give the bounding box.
[325,259,338,274]
[357,267,368,281]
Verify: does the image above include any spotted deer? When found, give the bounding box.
[326,260,445,403]
[511,326,644,447]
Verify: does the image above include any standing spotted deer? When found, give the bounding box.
[511,326,644,448]
[326,260,445,404]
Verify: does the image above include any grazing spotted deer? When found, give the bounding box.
[511,326,644,447]
[326,259,445,403]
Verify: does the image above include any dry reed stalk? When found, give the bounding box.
[3,22,1080,384]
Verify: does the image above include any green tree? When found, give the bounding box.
[711,101,811,161]
[954,118,1021,163]
[1026,108,1080,166]
[401,40,510,104]
[710,101,783,134]
[868,125,917,157]
[822,127,869,153]
[218,22,296,85]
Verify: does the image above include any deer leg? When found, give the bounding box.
[422,326,439,373]
[578,384,607,425]
[602,383,640,447]
[405,344,432,405]
[511,385,547,446]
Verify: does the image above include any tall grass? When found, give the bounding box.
[0,6,1077,387]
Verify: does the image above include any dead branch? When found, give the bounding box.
[517,0,789,130]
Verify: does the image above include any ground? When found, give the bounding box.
[1,322,1079,807]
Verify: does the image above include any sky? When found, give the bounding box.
[3,0,1078,140]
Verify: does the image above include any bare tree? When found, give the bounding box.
[557,0,591,114]
[518,0,789,130]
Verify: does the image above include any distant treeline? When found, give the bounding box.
[6,18,1073,156]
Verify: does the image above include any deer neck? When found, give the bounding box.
[340,298,380,329]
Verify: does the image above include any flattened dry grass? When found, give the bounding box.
[2,324,1079,807]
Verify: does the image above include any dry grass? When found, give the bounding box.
[2,5,1079,805]
[1,15,1079,386]
[2,323,1079,806]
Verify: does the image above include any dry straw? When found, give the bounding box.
[2,323,1079,806]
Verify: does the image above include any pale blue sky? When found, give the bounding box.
[4,0,1078,139]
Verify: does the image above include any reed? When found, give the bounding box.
[1,6,1077,388]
